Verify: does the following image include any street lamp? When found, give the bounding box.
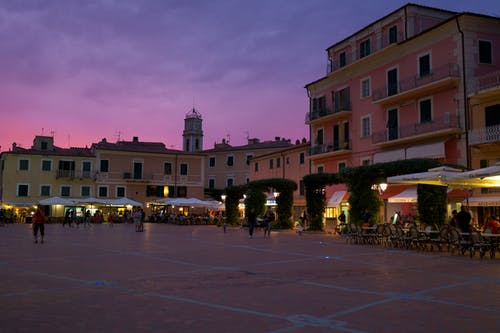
[372,182,388,222]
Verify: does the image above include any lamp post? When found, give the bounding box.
[220,194,227,233]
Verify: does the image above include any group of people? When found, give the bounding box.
[246,207,275,238]
[449,206,499,234]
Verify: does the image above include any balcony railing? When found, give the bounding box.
[372,113,460,144]
[310,140,351,156]
[372,63,459,102]
[305,104,352,123]
[472,70,500,93]
[469,124,500,145]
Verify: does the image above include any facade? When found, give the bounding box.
[92,136,205,211]
[0,136,95,220]
[304,4,500,222]
[249,139,310,219]
[202,137,293,191]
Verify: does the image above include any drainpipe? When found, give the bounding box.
[456,17,471,169]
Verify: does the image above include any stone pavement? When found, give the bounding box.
[1,223,499,332]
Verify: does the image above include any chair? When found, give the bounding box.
[447,228,470,255]
[468,231,491,259]
[429,225,450,252]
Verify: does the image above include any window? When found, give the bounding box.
[334,87,350,112]
[180,163,188,176]
[361,116,371,137]
[133,162,143,179]
[17,184,29,197]
[299,180,305,196]
[317,166,324,174]
[338,162,346,171]
[361,158,371,166]
[146,185,169,197]
[41,160,52,171]
[81,186,91,197]
[19,159,29,171]
[299,153,305,164]
[361,78,370,98]
[479,40,492,64]
[246,154,253,166]
[176,186,187,197]
[58,160,75,178]
[254,162,259,172]
[208,178,215,190]
[389,25,397,44]
[485,104,500,127]
[269,159,274,169]
[227,155,234,167]
[164,162,172,175]
[41,141,48,150]
[116,186,125,198]
[61,186,71,197]
[209,156,216,168]
[316,129,324,145]
[419,98,432,123]
[98,186,108,197]
[100,160,109,172]
[40,185,51,197]
[226,178,234,188]
[339,52,346,67]
[419,54,431,77]
[82,161,91,177]
[387,68,398,96]
[360,39,371,58]
[276,157,281,168]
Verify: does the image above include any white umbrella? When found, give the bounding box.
[39,196,74,205]
[387,166,464,186]
[107,197,143,207]
[447,162,500,187]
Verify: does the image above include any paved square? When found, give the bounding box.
[1,223,499,332]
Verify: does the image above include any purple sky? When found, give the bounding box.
[1,0,499,152]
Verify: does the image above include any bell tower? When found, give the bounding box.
[183,107,203,152]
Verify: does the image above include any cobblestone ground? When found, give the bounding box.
[1,223,499,332]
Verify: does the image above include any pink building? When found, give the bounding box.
[305,4,500,222]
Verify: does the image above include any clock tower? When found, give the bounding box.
[183,107,203,152]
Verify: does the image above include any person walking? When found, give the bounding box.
[134,208,143,232]
[263,208,275,238]
[247,208,256,239]
[33,207,45,244]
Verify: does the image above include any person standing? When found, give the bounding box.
[33,207,45,244]
[134,208,143,232]
[456,206,472,233]
[247,208,256,239]
[449,210,458,228]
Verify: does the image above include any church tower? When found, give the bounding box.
[183,107,203,152]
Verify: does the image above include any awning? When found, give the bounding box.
[327,191,347,207]
[446,189,468,199]
[388,188,417,203]
[380,185,410,200]
[463,196,500,207]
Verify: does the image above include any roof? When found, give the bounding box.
[91,138,196,155]
[203,139,293,153]
[2,145,94,158]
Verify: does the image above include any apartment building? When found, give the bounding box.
[0,136,95,218]
[249,139,310,218]
[92,136,205,208]
[304,4,500,220]
[203,137,293,191]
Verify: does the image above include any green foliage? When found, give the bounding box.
[244,187,266,218]
[224,185,247,226]
[247,178,297,229]
[303,158,443,228]
[417,184,447,227]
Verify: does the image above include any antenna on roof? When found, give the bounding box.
[245,130,250,140]
[115,130,122,142]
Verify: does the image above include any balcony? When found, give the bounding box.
[469,124,500,145]
[310,140,352,157]
[305,104,352,124]
[57,169,75,179]
[372,113,461,146]
[372,63,459,104]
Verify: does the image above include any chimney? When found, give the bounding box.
[133,136,139,142]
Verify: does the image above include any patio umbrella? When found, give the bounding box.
[447,162,500,187]
[107,197,143,207]
[39,196,74,205]
[387,166,464,186]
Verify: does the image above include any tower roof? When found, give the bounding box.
[185,107,202,119]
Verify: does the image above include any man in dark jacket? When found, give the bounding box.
[456,206,472,233]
